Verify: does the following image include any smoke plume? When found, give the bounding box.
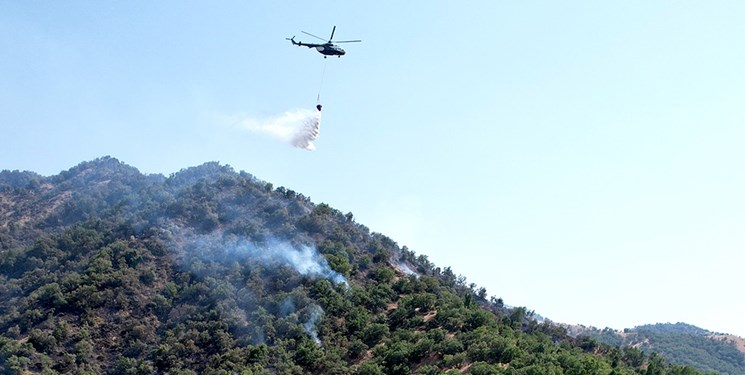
[238,108,321,151]
[164,226,345,344]
[167,226,347,286]
[395,261,418,277]
[303,304,324,344]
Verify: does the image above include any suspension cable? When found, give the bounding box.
[317,59,328,104]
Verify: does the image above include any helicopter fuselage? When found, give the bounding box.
[287,27,358,58]
[290,39,345,57]
[314,43,346,56]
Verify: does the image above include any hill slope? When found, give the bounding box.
[1,157,713,374]
[575,323,745,374]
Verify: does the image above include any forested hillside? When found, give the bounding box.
[0,157,712,374]
[578,323,745,375]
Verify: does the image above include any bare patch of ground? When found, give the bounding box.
[709,334,745,354]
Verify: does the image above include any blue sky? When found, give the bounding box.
[2,1,744,337]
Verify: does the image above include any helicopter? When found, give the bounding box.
[287,26,361,58]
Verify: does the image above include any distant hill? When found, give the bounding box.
[0,157,715,374]
[575,322,745,374]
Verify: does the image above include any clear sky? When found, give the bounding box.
[2,1,744,337]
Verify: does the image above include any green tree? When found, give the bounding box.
[357,362,384,375]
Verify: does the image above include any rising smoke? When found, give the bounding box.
[163,225,344,345]
[237,107,321,151]
[303,304,324,344]
[394,261,418,278]
[279,296,325,345]
[167,226,348,286]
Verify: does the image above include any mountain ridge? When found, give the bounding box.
[572,323,745,374]
[0,156,732,374]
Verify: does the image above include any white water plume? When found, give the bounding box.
[238,107,321,151]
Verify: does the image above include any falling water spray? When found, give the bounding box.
[237,106,322,151]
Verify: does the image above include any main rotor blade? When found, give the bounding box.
[330,26,336,41]
[332,40,362,43]
[301,31,327,42]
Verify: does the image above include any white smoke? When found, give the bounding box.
[280,296,325,345]
[167,226,348,286]
[271,242,347,285]
[279,297,297,317]
[303,304,324,345]
[238,108,321,151]
[396,261,418,277]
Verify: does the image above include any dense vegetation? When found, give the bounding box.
[0,157,718,374]
[580,323,745,375]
